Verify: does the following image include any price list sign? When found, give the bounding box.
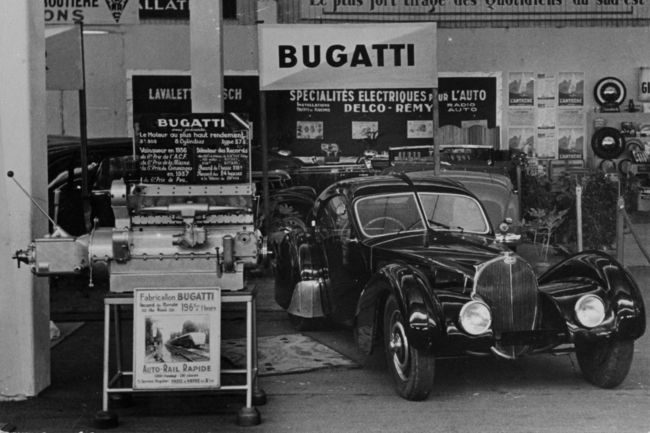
[135,113,251,184]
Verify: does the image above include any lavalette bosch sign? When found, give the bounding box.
[258,23,437,91]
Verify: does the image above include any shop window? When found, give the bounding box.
[223,0,237,19]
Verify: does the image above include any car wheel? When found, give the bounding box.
[383,294,435,401]
[576,339,634,388]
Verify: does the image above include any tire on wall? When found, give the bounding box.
[576,339,634,388]
[383,294,435,401]
[591,127,625,159]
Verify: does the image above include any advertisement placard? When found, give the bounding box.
[300,0,650,22]
[135,113,251,184]
[133,288,221,390]
[128,72,260,144]
[44,0,138,25]
[265,88,435,156]
[558,127,585,160]
[258,23,437,91]
[139,0,189,19]
[438,76,498,129]
[558,72,585,107]
[508,73,534,107]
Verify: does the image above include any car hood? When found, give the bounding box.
[368,231,511,277]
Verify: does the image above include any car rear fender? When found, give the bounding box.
[274,230,327,315]
[355,262,444,355]
[538,251,646,340]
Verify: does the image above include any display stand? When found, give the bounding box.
[94,288,266,429]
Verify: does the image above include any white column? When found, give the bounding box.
[0,0,50,399]
[190,0,224,113]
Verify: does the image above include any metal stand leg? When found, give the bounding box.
[236,297,261,426]
[251,297,266,406]
[109,305,132,407]
[103,302,111,412]
[94,301,118,429]
[113,305,122,376]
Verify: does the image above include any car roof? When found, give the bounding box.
[319,173,477,203]
[400,168,514,189]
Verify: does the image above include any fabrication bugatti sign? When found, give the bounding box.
[258,23,437,91]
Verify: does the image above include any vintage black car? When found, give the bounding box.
[274,173,646,400]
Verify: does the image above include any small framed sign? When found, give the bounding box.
[133,288,221,390]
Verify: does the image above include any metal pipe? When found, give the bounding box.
[77,21,90,232]
[616,196,625,263]
[260,91,270,234]
[432,88,440,175]
[576,184,583,252]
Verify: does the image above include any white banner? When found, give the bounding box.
[258,23,436,91]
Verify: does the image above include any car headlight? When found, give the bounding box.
[575,294,606,328]
[459,301,492,335]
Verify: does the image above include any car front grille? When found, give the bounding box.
[473,253,539,358]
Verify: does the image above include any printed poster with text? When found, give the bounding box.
[535,73,558,159]
[508,72,535,106]
[133,288,221,390]
[558,127,585,159]
[558,72,585,106]
[508,72,535,155]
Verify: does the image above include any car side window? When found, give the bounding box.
[420,193,489,233]
[355,193,423,237]
[316,195,351,240]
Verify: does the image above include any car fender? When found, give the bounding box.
[274,229,328,317]
[538,251,646,341]
[355,262,444,355]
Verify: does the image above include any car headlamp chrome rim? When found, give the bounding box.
[459,300,492,335]
[575,294,606,328]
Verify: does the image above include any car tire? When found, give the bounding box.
[591,127,626,159]
[383,294,435,401]
[576,339,634,388]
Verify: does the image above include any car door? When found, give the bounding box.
[316,195,366,324]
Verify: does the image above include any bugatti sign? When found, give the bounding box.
[258,23,437,90]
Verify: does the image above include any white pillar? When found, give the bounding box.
[190,0,224,113]
[0,0,50,399]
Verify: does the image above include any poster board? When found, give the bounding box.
[506,71,586,160]
[133,288,221,390]
[134,113,251,184]
[126,70,260,145]
[265,88,435,156]
[265,73,501,156]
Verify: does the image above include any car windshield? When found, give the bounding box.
[355,192,489,238]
